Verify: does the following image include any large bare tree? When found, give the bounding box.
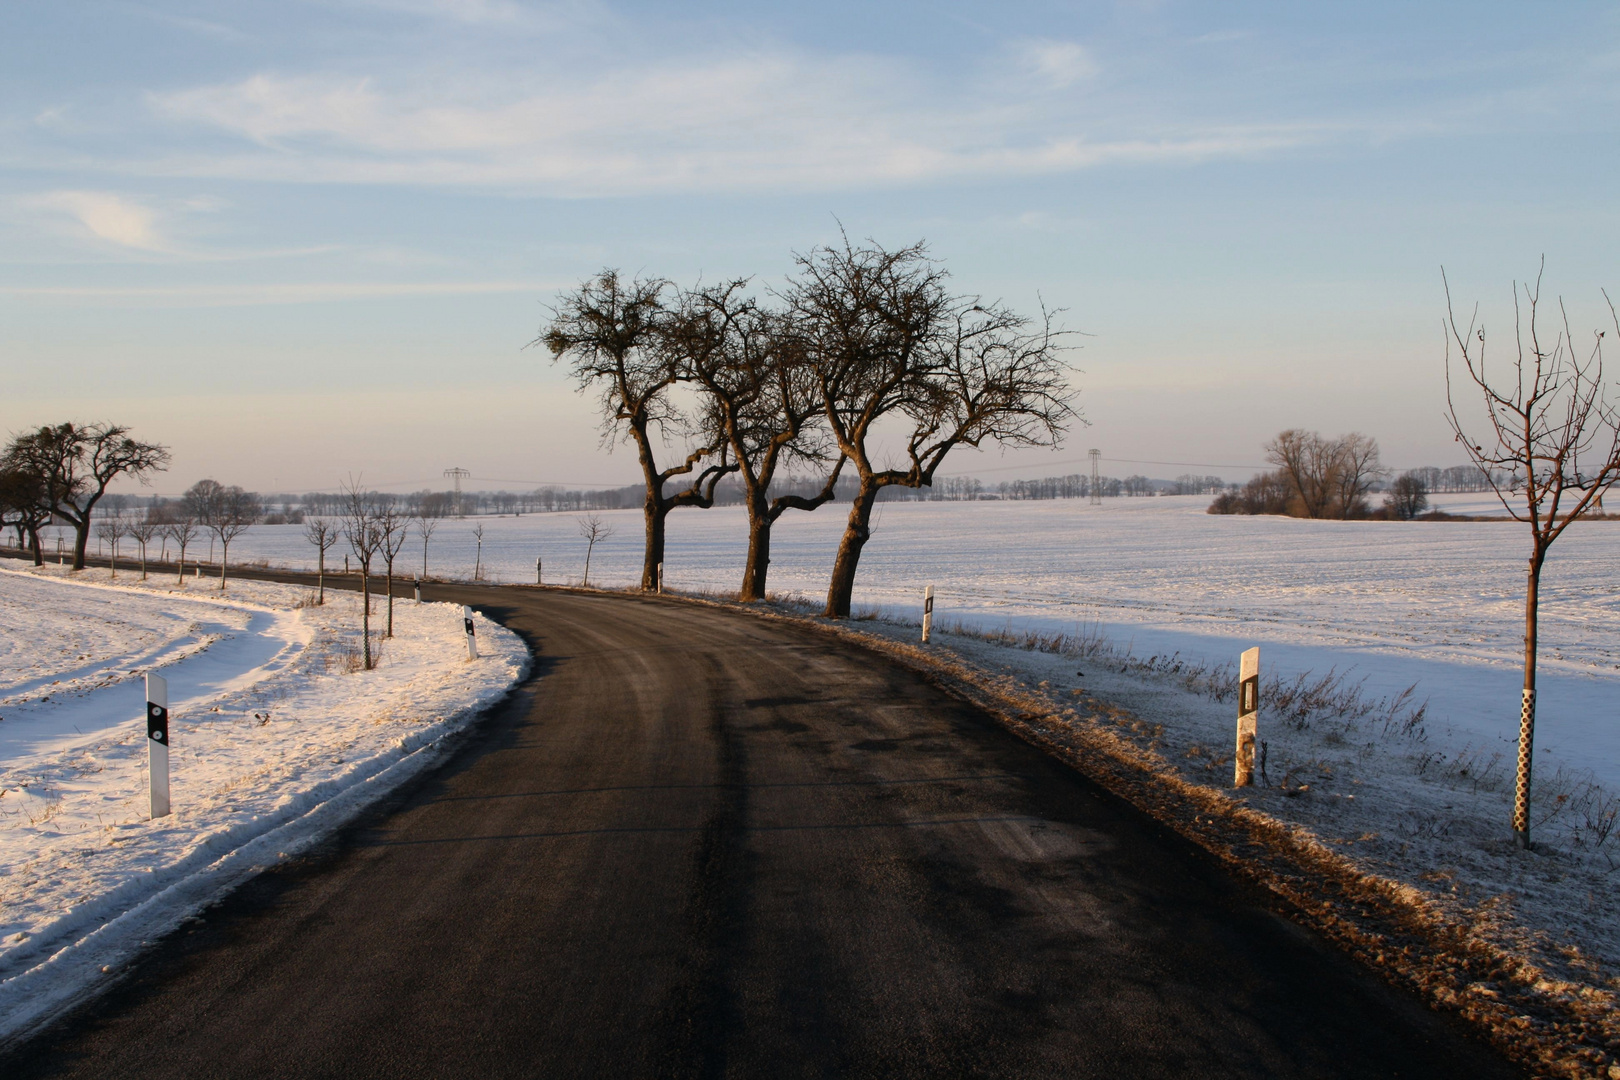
[669,279,844,600]
[1444,264,1620,848]
[538,270,734,590]
[786,237,1076,618]
[1,422,169,569]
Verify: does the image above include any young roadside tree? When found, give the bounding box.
[95,515,124,577]
[377,499,411,636]
[786,237,1077,618]
[1444,264,1620,848]
[303,516,338,604]
[1,422,169,570]
[416,513,439,578]
[578,514,613,587]
[341,481,384,671]
[669,280,844,600]
[472,522,484,581]
[165,517,198,584]
[127,514,159,580]
[538,270,735,591]
[187,480,260,589]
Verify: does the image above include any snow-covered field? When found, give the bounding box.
[208,492,1620,790]
[0,560,527,1043]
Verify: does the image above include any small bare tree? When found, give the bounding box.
[578,514,613,587]
[127,514,159,580]
[1444,262,1620,848]
[341,479,384,671]
[187,481,259,590]
[472,522,485,581]
[303,516,337,604]
[165,517,198,584]
[416,512,439,578]
[95,515,125,577]
[377,498,411,637]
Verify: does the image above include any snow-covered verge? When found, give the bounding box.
[0,559,528,1046]
[712,597,1620,1080]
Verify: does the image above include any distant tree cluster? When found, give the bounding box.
[1209,429,1387,519]
[540,236,1079,615]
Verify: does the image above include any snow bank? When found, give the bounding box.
[0,560,528,1044]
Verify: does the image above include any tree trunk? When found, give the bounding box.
[1512,548,1545,848]
[641,498,668,591]
[72,521,89,571]
[385,562,395,637]
[740,488,772,601]
[28,526,42,566]
[361,567,373,670]
[219,540,229,589]
[824,478,881,618]
[318,549,326,604]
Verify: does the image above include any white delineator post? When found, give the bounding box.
[463,606,479,660]
[1234,647,1259,787]
[146,673,170,818]
[921,585,935,643]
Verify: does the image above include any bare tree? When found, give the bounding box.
[578,514,613,587]
[1,422,169,570]
[165,517,198,584]
[0,464,51,565]
[95,515,125,578]
[1383,473,1430,520]
[538,270,735,591]
[187,480,260,589]
[786,236,1077,617]
[1264,429,1338,518]
[416,512,439,578]
[341,479,383,671]
[127,514,159,580]
[1332,433,1386,517]
[669,280,844,600]
[377,498,411,636]
[1264,430,1385,519]
[472,522,485,581]
[304,516,338,604]
[1444,263,1620,848]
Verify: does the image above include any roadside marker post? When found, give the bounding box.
[1234,647,1260,787]
[536,557,543,585]
[414,579,422,602]
[463,606,479,660]
[922,585,935,643]
[146,673,170,818]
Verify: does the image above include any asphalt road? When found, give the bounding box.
[1,584,1521,1079]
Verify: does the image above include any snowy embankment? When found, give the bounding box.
[0,560,527,1044]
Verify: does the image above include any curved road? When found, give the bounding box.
[2,586,1518,1078]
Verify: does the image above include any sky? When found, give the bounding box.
[2,0,1618,494]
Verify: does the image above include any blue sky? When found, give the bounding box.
[3,1,1617,492]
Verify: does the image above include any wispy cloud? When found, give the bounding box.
[143,52,1320,195]
[0,279,558,307]
[28,190,167,250]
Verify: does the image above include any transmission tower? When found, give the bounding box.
[444,467,471,518]
[1089,449,1102,505]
